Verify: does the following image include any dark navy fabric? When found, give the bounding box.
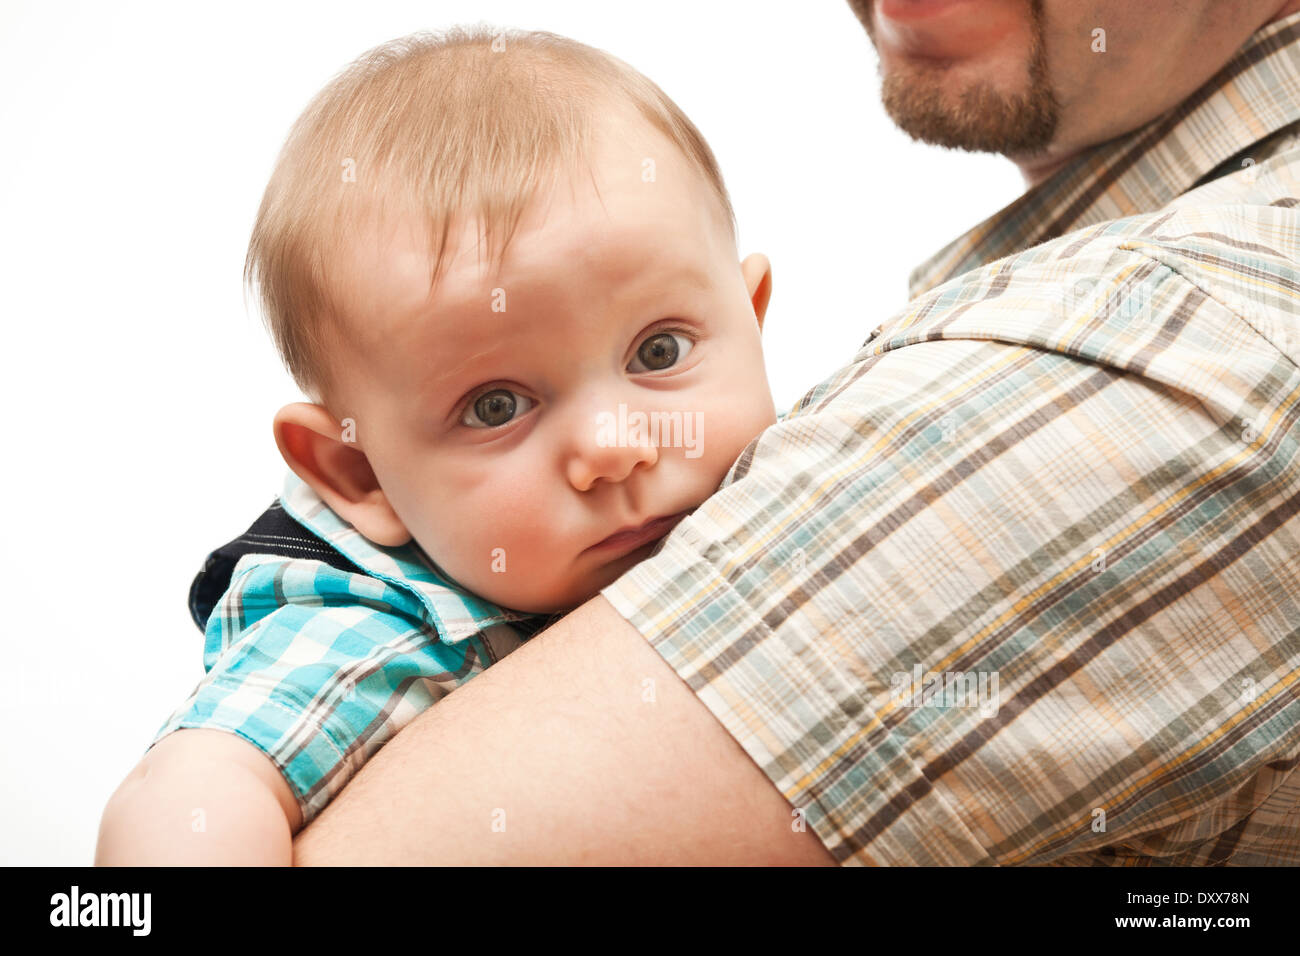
[187,500,362,632]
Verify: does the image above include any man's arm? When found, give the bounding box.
[293,594,837,865]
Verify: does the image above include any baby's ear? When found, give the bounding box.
[272,402,412,547]
[741,253,772,332]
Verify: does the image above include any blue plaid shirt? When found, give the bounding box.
[151,472,553,825]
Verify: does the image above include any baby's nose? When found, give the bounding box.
[565,405,660,491]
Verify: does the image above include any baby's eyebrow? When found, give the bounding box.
[673,261,713,289]
[419,341,505,403]
[430,344,500,387]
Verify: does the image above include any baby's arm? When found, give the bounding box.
[96,729,302,866]
[96,552,532,865]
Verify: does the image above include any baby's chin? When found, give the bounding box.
[481,550,656,616]
[486,590,586,618]
[492,577,612,617]
[421,516,685,616]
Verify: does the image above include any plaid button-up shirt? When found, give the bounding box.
[600,12,1300,864]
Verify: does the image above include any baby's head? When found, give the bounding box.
[253,27,778,614]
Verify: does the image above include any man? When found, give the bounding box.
[134,0,1300,864]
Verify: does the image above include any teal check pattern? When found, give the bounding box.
[152,472,551,825]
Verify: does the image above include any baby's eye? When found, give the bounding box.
[628,330,693,373]
[461,388,534,429]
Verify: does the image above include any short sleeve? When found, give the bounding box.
[602,208,1300,865]
[151,555,523,825]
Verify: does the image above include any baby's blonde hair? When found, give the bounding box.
[246,25,737,402]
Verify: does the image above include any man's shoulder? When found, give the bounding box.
[876,173,1300,366]
[774,175,1300,433]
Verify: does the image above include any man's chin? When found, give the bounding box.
[880,68,1059,155]
[857,0,1058,157]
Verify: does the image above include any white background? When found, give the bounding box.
[0,0,1022,865]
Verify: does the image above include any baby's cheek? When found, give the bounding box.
[445,510,559,605]
[708,404,769,466]
[411,503,498,587]
[494,510,558,581]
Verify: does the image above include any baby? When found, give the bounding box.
[96,26,779,864]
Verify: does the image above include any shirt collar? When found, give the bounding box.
[909,10,1300,301]
[278,471,542,643]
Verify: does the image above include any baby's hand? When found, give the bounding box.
[96,729,301,866]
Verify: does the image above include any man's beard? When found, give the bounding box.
[849,0,1059,156]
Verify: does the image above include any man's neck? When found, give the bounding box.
[1276,0,1300,20]
[1015,152,1075,190]
[1011,0,1300,191]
